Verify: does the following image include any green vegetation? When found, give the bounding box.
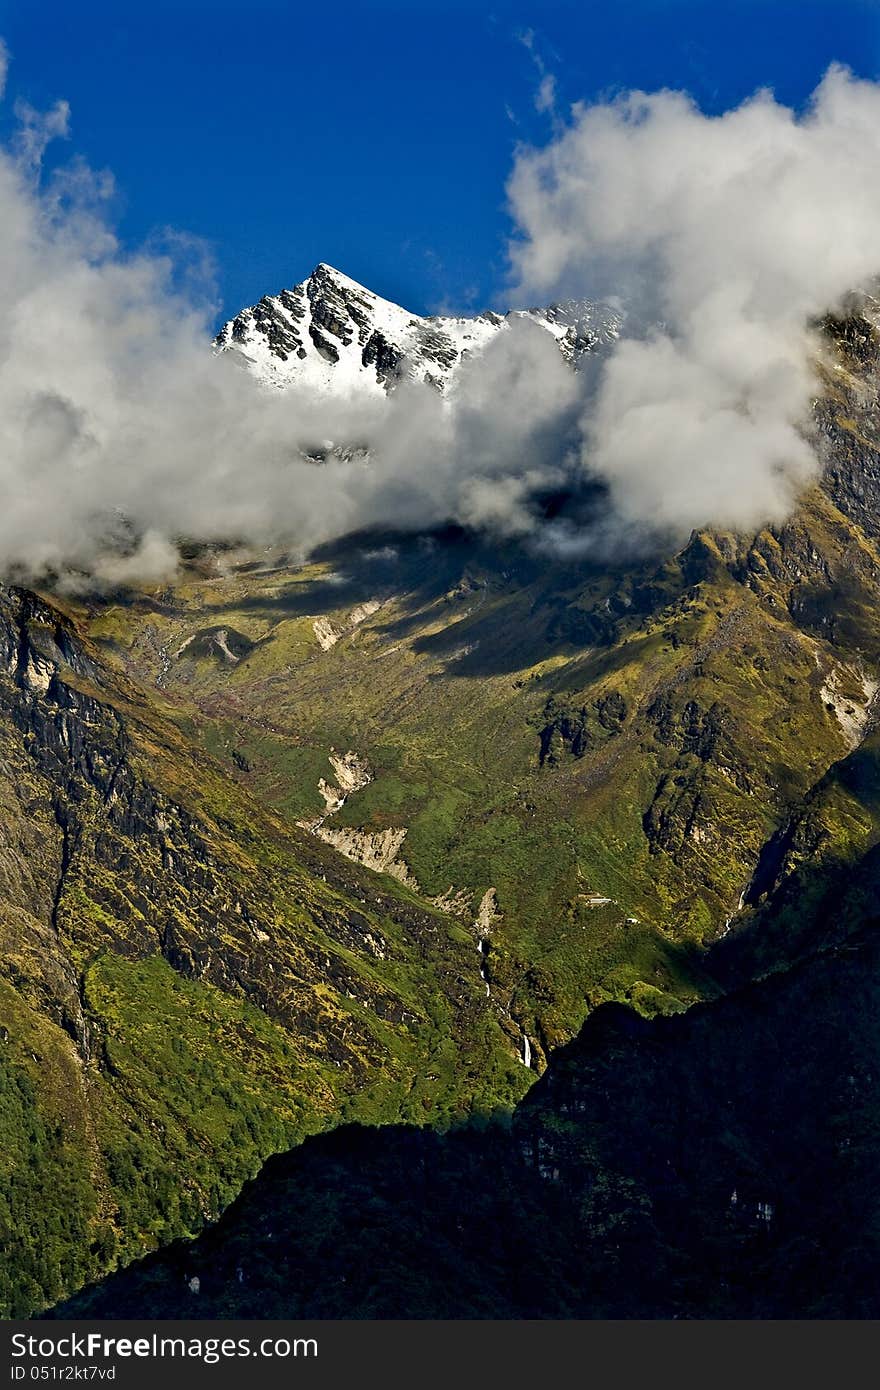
[0,984,98,1317]
[6,314,880,1316]
[54,923,880,1319]
[77,462,880,1052]
[0,586,526,1315]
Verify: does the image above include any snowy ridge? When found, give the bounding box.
[215,262,622,397]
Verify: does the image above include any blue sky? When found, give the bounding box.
[2,0,878,322]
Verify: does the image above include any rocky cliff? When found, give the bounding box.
[214,261,622,394]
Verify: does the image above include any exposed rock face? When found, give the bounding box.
[819,664,878,749]
[312,616,339,651]
[312,599,383,652]
[474,888,499,934]
[538,690,627,765]
[315,750,372,818]
[361,328,404,387]
[298,747,416,886]
[327,749,371,796]
[816,304,880,542]
[214,262,622,396]
[314,826,416,887]
[431,885,474,918]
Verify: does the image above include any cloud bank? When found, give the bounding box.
[0,65,580,584]
[508,64,880,536]
[1,60,880,584]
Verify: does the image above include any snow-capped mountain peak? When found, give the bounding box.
[215,262,621,396]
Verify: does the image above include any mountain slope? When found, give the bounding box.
[82,307,880,1062]
[214,261,622,394]
[53,918,880,1319]
[0,586,526,1316]
[7,271,880,1320]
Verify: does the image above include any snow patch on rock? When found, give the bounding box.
[215,262,622,399]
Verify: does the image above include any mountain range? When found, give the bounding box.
[214,261,622,394]
[1,271,879,1318]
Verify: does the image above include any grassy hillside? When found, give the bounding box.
[0,588,526,1315]
[6,311,880,1315]
[53,917,880,1320]
[77,470,880,1053]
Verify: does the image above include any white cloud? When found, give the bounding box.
[0,95,578,582]
[517,26,559,119]
[2,64,880,584]
[535,73,556,114]
[12,97,70,176]
[507,66,880,535]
